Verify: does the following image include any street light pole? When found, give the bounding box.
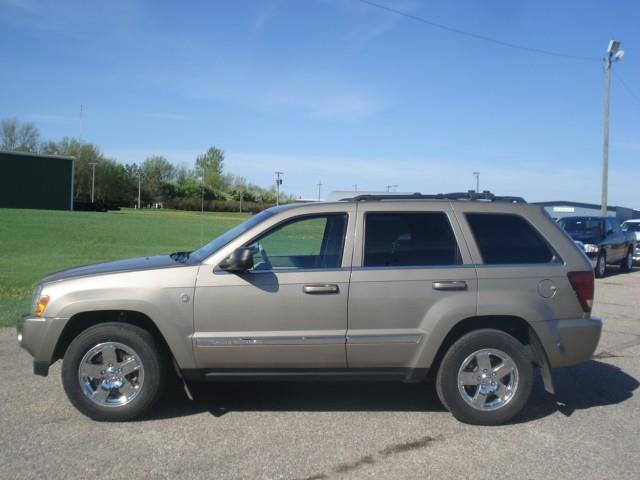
[473,171,480,193]
[275,171,283,206]
[89,162,97,203]
[317,181,322,201]
[601,40,624,217]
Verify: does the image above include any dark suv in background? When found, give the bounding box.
[558,216,636,278]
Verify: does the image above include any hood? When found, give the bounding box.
[565,231,603,245]
[42,255,186,284]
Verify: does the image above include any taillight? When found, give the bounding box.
[567,271,594,313]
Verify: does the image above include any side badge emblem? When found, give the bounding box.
[180,293,190,303]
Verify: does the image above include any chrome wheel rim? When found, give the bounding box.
[78,341,144,407]
[457,348,519,411]
[627,252,633,270]
[597,255,606,276]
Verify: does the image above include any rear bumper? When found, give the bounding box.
[530,316,602,368]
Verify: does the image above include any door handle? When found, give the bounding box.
[432,281,467,291]
[303,284,340,294]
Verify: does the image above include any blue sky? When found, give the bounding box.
[1,0,639,206]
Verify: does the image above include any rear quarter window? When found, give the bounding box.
[465,213,555,264]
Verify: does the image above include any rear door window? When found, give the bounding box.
[364,212,461,267]
[465,213,555,264]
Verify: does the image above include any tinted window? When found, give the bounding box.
[466,213,555,264]
[364,212,461,267]
[248,214,347,270]
[558,217,603,235]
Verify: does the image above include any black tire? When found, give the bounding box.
[619,248,633,273]
[435,329,533,426]
[61,322,167,421]
[595,251,607,278]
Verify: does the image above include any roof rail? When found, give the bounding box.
[343,191,526,203]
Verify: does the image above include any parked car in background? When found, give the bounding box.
[558,216,636,277]
[621,219,640,265]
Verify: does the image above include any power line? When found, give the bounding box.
[613,70,640,107]
[357,0,599,61]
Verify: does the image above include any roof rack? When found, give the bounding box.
[343,191,526,203]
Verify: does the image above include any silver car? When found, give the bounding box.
[17,193,602,425]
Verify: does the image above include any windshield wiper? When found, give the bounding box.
[169,251,191,263]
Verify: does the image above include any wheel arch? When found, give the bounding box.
[426,315,541,379]
[53,310,174,363]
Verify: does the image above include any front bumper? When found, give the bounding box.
[530,316,602,368]
[17,314,66,377]
[585,251,598,268]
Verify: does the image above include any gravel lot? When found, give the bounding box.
[1,270,639,480]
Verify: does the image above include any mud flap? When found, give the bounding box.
[173,357,194,401]
[529,327,555,395]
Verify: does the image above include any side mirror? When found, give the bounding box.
[218,247,254,272]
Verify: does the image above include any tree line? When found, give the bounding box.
[1,118,290,212]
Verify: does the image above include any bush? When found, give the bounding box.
[164,197,272,213]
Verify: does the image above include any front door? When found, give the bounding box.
[193,209,354,369]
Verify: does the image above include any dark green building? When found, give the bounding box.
[0,150,74,210]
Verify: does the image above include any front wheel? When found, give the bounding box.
[619,248,633,273]
[595,251,607,278]
[435,329,533,425]
[61,322,167,421]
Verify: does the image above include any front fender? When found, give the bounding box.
[36,266,199,369]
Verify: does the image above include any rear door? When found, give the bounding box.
[346,202,477,369]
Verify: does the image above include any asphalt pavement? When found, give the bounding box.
[1,269,639,479]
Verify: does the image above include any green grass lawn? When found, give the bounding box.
[0,208,249,327]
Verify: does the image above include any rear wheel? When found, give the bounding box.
[436,329,533,425]
[620,248,633,273]
[61,322,167,421]
[595,251,607,278]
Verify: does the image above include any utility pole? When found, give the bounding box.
[473,171,480,193]
[200,178,205,213]
[601,40,624,217]
[89,162,97,203]
[79,104,83,142]
[137,168,142,209]
[385,184,398,192]
[275,171,283,206]
[353,184,358,192]
[317,181,323,201]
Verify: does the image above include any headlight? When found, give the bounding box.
[31,285,50,317]
[30,285,43,314]
[34,296,50,317]
[583,244,599,253]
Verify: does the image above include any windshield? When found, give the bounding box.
[622,222,640,233]
[558,217,603,235]
[189,210,273,262]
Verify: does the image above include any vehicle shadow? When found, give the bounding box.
[516,360,639,423]
[145,360,638,424]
